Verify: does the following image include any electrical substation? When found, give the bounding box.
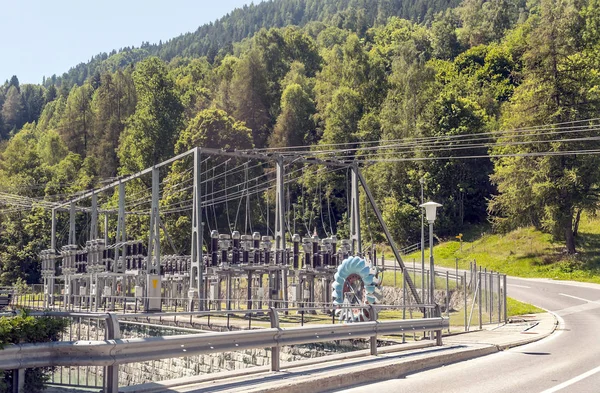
[39,147,423,315]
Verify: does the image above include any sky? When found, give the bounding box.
[0,0,261,84]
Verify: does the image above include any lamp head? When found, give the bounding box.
[420,201,442,223]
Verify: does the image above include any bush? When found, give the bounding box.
[0,311,69,393]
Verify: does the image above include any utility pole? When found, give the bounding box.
[420,177,425,303]
[350,162,361,255]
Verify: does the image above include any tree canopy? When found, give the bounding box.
[1,0,600,284]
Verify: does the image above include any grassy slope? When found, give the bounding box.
[400,214,600,283]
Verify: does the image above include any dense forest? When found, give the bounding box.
[0,0,599,285]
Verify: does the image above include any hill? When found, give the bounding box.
[404,214,600,283]
[44,0,460,89]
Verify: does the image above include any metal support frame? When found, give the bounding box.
[274,156,287,308]
[355,168,421,304]
[350,162,361,255]
[146,167,162,312]
[90,193,98,240]
[274,156,286,251]
[51,208,56,250]
[148,168,161,275]
[191,147,204,310]
[69,202,76,245]
[115,182,126,274]
[45,147,440,315]
[104,214,109,245]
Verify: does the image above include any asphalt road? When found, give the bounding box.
[338,275,600,393]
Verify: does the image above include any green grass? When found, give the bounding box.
[506,297,544,316]
[380,270,458,290]
[397,213,600,284]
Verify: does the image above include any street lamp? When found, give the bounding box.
[420,201,442,312]
[419,178,425,304]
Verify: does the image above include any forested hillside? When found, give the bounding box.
[0,0,599,285]
[40,0,460,90]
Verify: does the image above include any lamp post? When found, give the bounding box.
[419,178,425,303]
[420,201,442,312]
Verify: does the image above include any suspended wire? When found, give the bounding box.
[266,176,270,236]
[224,161,233,233]
[245,163,251,234]
[318,179,329,237]
[327,188,334,236]
[211,167,218,231]
[286,184,292,237]
[242,117,600,153]
[303,166,313,235]
[233,162,248,232]
[204,159,212,234]
[350,148,600,163]
[326,132,600,161]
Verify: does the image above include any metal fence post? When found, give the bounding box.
[455,258,458,284]
[369,305,378,356]
[489,271,493,323]
[104,313,121,393]
[445,271,450,334]
[483,268,487,313]
[463,272,467,332]
[478,271,483,330]
[269,307,281,372]
[503,274,508,323]
[497,273,502,324]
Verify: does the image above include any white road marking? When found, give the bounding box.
[558,293,600,303]
[507,284,531,289]
[541,364,600,393]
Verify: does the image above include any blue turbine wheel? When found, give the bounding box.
[331,256,381,322]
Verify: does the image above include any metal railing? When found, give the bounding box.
[0,305,447,393]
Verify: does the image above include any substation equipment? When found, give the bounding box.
[39,148,423,313]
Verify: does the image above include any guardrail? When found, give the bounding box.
[0,306,447,393]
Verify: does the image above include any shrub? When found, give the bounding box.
[0,311,69,392]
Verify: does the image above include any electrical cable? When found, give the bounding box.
[224,161,233,233]
[242,117,600,153]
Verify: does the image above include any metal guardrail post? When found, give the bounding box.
[435,305,443,346]
[369,305,378,356]
[12,368,24,393]
[269,307,281,372]
[104,313,121,393]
